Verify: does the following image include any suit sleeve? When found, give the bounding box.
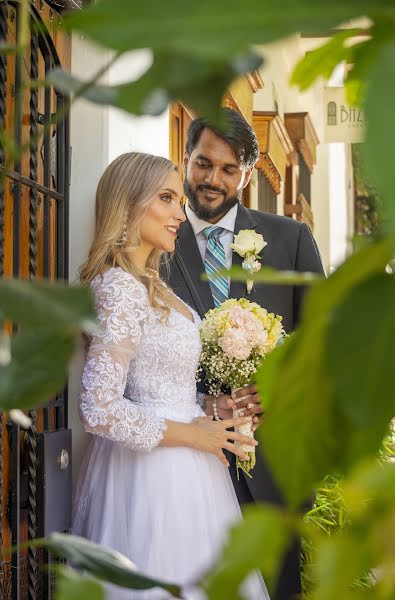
[293,223,325,327]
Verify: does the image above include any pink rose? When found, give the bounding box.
[218,328,252,360]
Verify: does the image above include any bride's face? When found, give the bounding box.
[139,170,185,253]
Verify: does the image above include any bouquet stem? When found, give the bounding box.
[232,387,256,479]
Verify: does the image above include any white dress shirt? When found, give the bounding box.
[185,202,238,269]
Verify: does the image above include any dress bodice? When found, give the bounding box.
[79,268,203,452]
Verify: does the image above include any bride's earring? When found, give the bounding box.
[116,215,128,246]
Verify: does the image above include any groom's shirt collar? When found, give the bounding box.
[185,201,238,235]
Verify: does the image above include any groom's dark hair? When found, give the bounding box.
[185,107,260,170]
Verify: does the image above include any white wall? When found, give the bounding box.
[68,38,170,482]
[69,36,111,477]
[328,143,349,272]
[107,50,169,161]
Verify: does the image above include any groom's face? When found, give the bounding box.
[183,128,253,224]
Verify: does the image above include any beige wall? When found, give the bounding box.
[252,35,354,274]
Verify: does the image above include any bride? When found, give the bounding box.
[72,152,270,599]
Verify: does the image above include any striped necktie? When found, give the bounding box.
[203,226,229,308]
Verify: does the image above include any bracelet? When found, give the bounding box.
[213,397,220,421]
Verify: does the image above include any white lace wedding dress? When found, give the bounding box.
[72,267,270,600]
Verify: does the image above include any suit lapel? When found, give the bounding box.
[177,204,263,309]
[229,204,258,300]
[175,220,214,313]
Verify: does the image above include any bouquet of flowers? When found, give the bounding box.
[198,298,285,477]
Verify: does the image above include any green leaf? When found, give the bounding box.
[0,328,76,410]
[257,328,344,508]
[345,39,377,107]
[48,68,118,105]
[291,29,358,91]
[0,278,96,331]
[42,533,182,597]
[255,240,393,507]
[342,460,395,517]
[117,50,262,121]
[327,274,395,430]
[55,567,105,600]
[310,461,395,600]
[202,505,294,599]
[303,237,393,320]
[214,265,322,286]
[311,533,373,600]
[253,339,289,411]
[50,51,262,122]
[65,0,395,59]
[364,41,395,240]
[345,22,395,106]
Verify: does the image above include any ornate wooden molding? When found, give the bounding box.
[256,153,281,194]
[284,112,319,173]
[224,70,264,124]
[253,111,295,194]
[245,70,264,93]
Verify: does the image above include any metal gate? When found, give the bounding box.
[0,1,71,597]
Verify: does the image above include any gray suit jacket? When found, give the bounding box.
[163,203,325,505]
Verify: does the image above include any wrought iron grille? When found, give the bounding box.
[0,1,70,598]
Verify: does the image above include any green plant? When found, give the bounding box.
[302,424,395,598]
[3,0,395,598]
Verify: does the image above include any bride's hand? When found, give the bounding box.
[191,416,258,467]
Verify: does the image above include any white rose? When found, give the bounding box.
[229,229,267,257]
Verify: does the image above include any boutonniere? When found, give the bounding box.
[229,229,267,294]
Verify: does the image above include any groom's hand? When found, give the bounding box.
[216,386,264,429]
[231,385,264,431]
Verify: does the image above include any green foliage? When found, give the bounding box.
[290,29,359,91]
[0,278,95,330]
[363,41,395,240]
[50,51,262,122]
[217,265,323,286]
[327,274,395,430]
[255,239,394,507]
[42,533,183,598]
[302,476,354,595]
[4,0,395,598]
[302,430,395,596]
[65,0,395,59]
[352,144,380,201]
[61,0,395,126]
[352,144,383,238]
[201,505,294,599]
[0,279,95,412]
[309,460,395,599]
[55,567,105,600]
[0,327,76,410]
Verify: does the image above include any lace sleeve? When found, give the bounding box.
[79,268,167,452]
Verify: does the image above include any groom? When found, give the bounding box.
[164,108,324,600]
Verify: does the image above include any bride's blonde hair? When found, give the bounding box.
[79,152,177,317]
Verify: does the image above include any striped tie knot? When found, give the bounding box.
[203,226,224,240]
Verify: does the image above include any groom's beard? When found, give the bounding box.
[184,179,241,221]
